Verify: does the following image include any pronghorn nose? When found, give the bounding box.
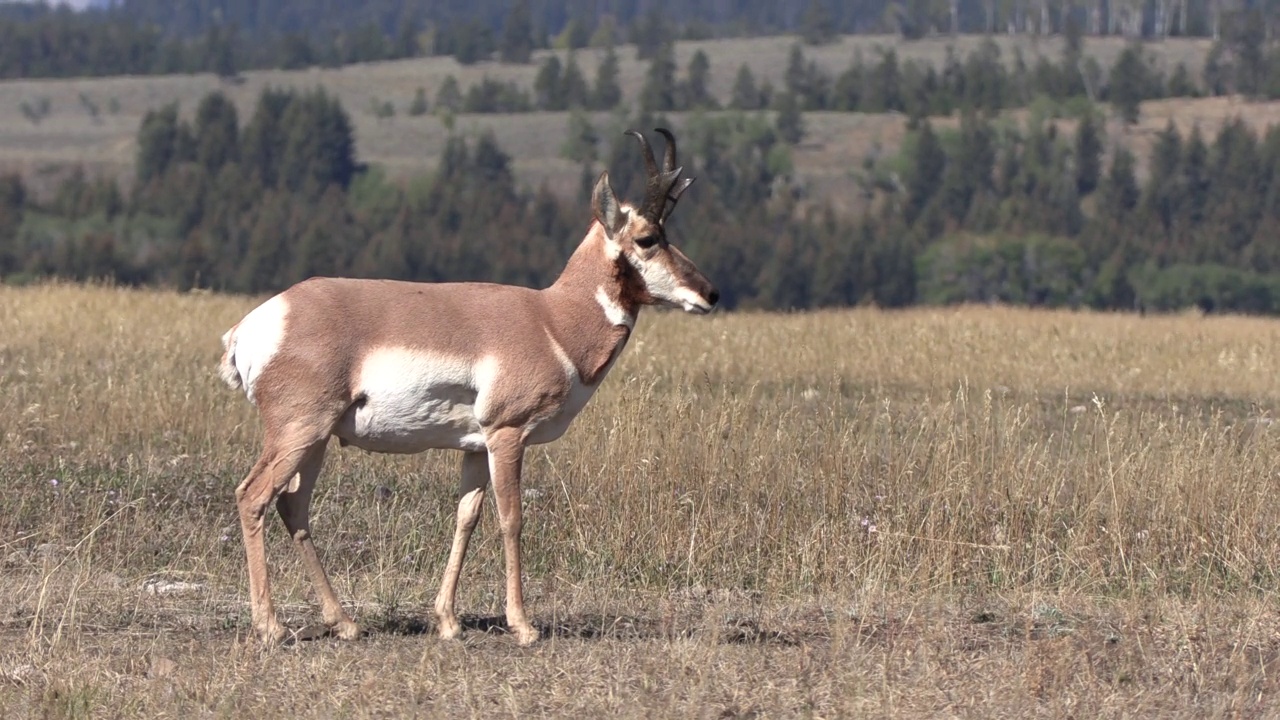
[707,288,720,306]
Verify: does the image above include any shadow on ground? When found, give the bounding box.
[364,612,837,646]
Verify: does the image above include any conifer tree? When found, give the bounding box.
[408,87,429,116]
[560,110,599,164]
[1108,44,1150,125]
[683,50,718,110]
[499,0,535,63]
[639,43,677,112]
[1073,112,1103,195]
[0,174,25,276]
[561,52,590,108]
[136,103,189,185]
[941,111,994,223]
[241,88,293,188]
[534,55,565,110]
[730,64,763,110]
[591,45,622,110]
[1098,146,1140,222]
[279,89,355,194]
[774,91,805,145]
[1231,9,1267,98]
[194,91,239,173]
[631,8,668,61]
[800,0,837,45]
[1141,121,1184,231]
[435,76,463,112]
[907,121,946,225]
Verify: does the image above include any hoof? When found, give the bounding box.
[332,619,363,641]
[512,624,540,647]
[436,615,462,641]
[257,622,288,646]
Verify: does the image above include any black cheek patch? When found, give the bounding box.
[614,251,653,304]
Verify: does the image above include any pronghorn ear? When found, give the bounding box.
[592,172,626,239]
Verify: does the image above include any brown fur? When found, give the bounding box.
[223,165,718,647]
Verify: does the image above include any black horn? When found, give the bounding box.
[655,127,694,221]
[625,129,674,222]
[625,129,659,181]
[656,126,678,173]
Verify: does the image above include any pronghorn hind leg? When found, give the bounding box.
[434,451,489,640]
[236,437,323,645]
[487,429,539,646]
[275,440,361,640]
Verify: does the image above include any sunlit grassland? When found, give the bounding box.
[3,282,1280,716]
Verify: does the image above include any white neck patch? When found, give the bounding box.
[595,286,635,329]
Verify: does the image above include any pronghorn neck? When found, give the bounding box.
[544,221,642,384]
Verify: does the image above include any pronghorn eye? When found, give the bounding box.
[634,234,658,250]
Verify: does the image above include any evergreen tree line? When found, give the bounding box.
[79,0,1280,48]
[0,6,243,79]
[361,29,1280,128]
[873,111,1280,313]
[1,1,1278,80]
[10,86,1280,314]
[635,34,1190,121]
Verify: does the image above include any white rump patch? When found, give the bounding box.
[228,294,290,403]
[595,286,634,329]
[334,347,490,453]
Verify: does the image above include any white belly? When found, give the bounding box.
[333,347,490,454]
[334,386,486,453]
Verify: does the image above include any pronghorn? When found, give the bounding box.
[218,128,718,646]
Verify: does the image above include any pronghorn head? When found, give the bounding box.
[592,128,720,315]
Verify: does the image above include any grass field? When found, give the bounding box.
[0,32,1247,208]
[4,283,1280,715]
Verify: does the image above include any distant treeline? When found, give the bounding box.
[66,0,1280,44]
[0,0,1278,79]
[6,75,1280,314]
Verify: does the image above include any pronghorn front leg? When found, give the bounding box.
[434,451,489,640]
[487,429,539,646]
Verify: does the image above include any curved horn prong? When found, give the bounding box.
[625,129,659,181]
[654,127,693,221]
[626,129,670,221]
[655,127,678,173]
[662,177,695,221]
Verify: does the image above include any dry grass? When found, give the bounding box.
[3,283,1280,715]
[0,33,1236,205]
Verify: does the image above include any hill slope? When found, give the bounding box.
[0,33,1244,208]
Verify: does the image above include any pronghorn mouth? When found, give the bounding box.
[680,298,714,314]
[668,286,715,314]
